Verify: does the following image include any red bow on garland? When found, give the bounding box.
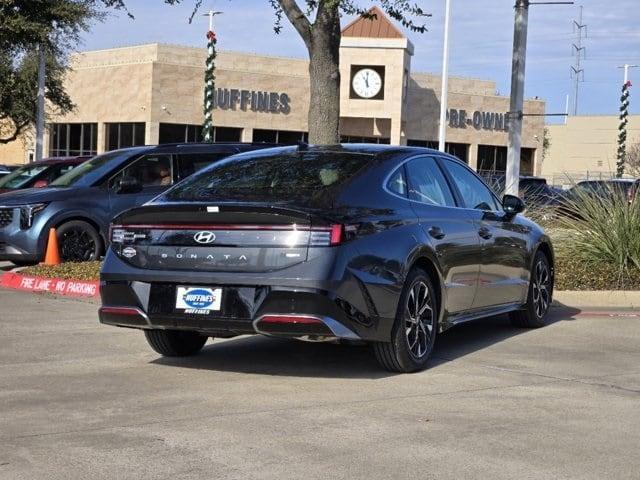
[207,30,217,41]
[625,80,632,88]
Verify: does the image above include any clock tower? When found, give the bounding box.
[339,7,414,145]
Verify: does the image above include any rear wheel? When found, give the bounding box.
[373,268,438,373]
[57,220,103,262]
[144,329,208,357]
[510,251,553,328]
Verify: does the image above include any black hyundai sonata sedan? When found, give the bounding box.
[99,145,554,372]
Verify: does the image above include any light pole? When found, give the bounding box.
[34,44,46,162]
[438,0,452,152]
[505,0,573,196]
[505,0,528,196]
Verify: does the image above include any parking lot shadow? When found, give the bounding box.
[431,307,578,364]
[151,307,580,378]
[152,336,393,379]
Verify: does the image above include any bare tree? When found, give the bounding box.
[626,142,640,177]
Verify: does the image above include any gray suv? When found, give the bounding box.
[0,143,272,265]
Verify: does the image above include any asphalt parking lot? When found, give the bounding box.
[0,285,639,480]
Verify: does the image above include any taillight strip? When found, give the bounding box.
[110,224,335,231]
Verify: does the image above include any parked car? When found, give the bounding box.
[481,174,561,207]
[567,179,639,203]
[0,143,274,266]
[0,166,9,179]
[99,145,554,373]
[0,156,91,194]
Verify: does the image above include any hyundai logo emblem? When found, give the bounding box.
[193,231,216,244]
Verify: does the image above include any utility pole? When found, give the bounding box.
[506,0,574,196]
[34,43,46,162]
[616,63,638,177]
[438,0,452,152]
[505,0,528,196]
[570,6,586,116]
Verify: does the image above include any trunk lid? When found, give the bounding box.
[111,203,339,272]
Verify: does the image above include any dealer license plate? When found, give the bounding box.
[175,286,222,314]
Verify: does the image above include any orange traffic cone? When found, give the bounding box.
[42,228,61,266]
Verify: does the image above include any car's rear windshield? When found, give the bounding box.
[50,151,124,187]
[0,164,49,189]
[163,150,370,206]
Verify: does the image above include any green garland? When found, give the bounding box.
[617,80,631,177]
[202,30,217,142]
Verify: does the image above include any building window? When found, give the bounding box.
[214,127,243,142]
[158,124,243,143]
[520,148,534,175]
[341,136,390,144]
[478,145,507,173]
[407,140,469,163]
[478,145,534,175]
[159,123,202,143]
[49,123,97,157]
[105,122,146,151]
[253,129,308,144]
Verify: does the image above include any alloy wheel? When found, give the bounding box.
[60,228,96,261]
[532,260,551,318]
[404,280,434,359]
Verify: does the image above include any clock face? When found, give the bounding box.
[352,68,383,99]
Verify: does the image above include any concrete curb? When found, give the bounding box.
[0,271,99,298]
[553,290,640,309]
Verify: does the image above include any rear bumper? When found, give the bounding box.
[99,250,395,342]
[98,305,360,341]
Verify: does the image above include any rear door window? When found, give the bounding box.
[175,153,230,182]
[405,156,455,207]
[443,158,500,211]
[109,154,173,189]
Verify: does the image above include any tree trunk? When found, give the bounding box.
[307,6,341,144]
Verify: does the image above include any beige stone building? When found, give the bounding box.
[1,8,546,175]
[543,115,640,185]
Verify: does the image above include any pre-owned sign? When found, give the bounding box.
[213,88,291,114]
[447,109,510,132]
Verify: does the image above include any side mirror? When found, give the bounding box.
[117,176,142,194]
[502,194,526,215]
[33,180,48,188]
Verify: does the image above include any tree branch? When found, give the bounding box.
[0,120,28,145]
[277,0,312,47]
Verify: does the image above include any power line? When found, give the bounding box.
[570,5,587,115]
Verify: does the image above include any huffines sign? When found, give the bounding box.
[213,88,291,114]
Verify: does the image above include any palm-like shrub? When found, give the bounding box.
[556,186,640,282]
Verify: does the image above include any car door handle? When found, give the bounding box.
[478,227,493,240]
[428,226,446,240]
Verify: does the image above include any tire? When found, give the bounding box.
[56,220,103,262]
[10,260,38,267]
[144,329,208,357]
[373,268,438,373]
[510,251,553,328]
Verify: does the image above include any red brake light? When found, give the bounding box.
[258,315,323,325]
[330,224,344,246]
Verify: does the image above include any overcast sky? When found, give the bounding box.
[80,0,640,122]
